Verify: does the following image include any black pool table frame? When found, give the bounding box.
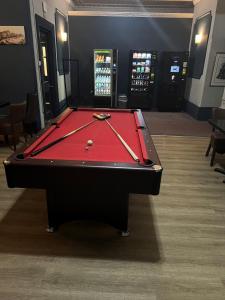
[4,107,162,235]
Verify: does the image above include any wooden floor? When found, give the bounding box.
[0,136,225,300]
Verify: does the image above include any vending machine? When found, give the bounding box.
[128,50,157,110]
[93,49,118,108]
[156,52,189,111]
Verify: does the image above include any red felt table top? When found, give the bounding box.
[25,109,147,164]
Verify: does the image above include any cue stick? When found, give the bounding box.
[105,119,140,162]
[30,119,97,157]
[93,113,140,162]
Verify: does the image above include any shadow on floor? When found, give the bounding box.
[0,189,161,263]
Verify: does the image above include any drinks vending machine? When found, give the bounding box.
[93,49,118,108]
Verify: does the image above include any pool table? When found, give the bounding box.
[4,107,162,235]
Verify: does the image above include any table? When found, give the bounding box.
[208,119,225,182]
[208,119,225,134]
[0,101,10,117]
[4,107,163,235]
[0,100,10,108]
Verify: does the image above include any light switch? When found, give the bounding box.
[42,1,47,13]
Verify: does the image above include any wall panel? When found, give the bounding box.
[69,16,192,106]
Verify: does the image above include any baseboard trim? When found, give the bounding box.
[185,101,212,121]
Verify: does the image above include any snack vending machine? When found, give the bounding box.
[93,49,118,108]
[128,50,157,110]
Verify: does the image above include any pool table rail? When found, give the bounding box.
[4,107,162,196]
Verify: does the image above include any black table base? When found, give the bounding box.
[46,186,130,235]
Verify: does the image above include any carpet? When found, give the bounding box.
[143,112,212,137]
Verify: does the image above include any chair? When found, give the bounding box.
[24,93,39,136]
[205,107,225,166]
[0,101,27,151]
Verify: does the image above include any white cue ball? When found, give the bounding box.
[87,140,93,146]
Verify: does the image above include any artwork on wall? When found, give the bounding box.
[211,53,225,86]
[55,9,69,75]
[188,12,212,79]
[0,26,26,45]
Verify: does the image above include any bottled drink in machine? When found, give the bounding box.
[94,49,118,107]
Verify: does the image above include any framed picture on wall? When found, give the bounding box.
[211,53,225,86]
[188,12,212,79]
[55,9,69,75]
[0,26,26,45]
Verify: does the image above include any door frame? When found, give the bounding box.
[35,14,59,119]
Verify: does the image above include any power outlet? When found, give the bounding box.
[221,98,225,109]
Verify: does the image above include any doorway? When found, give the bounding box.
[36,15,59,122]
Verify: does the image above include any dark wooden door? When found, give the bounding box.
[39,30,54,120]
[36,15,59,122]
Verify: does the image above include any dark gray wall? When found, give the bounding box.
[69,16,192,105]
[0,0,36,103]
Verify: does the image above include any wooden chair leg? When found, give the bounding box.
[4,135,9,145]
[24,132,28,143]
[12,138,17,151]
[205,142,211,156]
[210,148,216,166]
[12,132,18,151]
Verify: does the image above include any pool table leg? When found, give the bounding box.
[46,189,60,232]
[116,192,130,237]
[46,227,55,233]
[121,230,130,237]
